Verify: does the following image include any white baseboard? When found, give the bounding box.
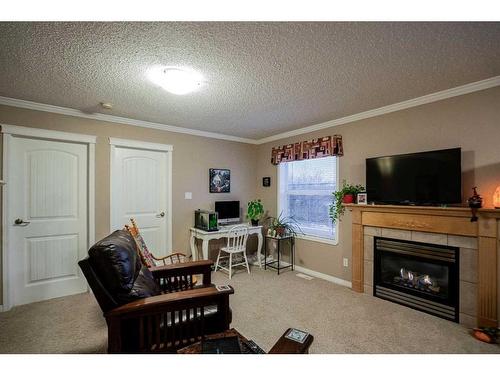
[293,265,352,288]
[257,256,352,288]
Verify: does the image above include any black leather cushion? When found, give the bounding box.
[88,230,142,295]
[117,266,160,304]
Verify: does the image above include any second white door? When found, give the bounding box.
[110,141,172,257]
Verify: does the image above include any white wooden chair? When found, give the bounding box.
[215,224,250,279]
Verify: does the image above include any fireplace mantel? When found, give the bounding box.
[346,203,500,327]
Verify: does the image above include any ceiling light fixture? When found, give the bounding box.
[147,66,204,95]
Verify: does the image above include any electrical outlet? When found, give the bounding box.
[184,192,192,200]
[343,258,349,267]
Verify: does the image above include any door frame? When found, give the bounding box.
[109,137,173,255]
[1,124,96,312]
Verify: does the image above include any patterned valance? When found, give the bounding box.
[271,135,343,165]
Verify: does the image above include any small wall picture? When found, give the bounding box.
[263,177,271,187]
[209,168,230,193]
[357,192,367,205]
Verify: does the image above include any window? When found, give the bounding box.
[278,156,338,243]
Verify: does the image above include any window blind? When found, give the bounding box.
[279,156,337,240]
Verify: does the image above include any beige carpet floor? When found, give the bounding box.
[1,267,499,354]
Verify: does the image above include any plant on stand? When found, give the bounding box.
[329,180,365,223]
[247,199,265,226]
[266,212,302,238]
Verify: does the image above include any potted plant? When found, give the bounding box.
[247,199,264,226]
[329,180,365,223]
[266,212,303,238]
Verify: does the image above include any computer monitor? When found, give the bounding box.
[215,201,240,225]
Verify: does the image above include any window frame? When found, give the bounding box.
[276,156,339,246]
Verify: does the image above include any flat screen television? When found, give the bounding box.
[215,201,240,224]
[366,148,461,205]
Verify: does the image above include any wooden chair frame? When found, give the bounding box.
[80,257,233,353]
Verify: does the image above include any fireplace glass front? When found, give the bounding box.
[374,237,459,322]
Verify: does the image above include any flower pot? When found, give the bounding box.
[251,219,259,226]
[275,227,286,237]
[342,194,354,204]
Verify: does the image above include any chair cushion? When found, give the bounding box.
[117,266,160,304]
[125,220,157,268]
[88,230,142,295]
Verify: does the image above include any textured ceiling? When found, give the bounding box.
[0,22,499,139]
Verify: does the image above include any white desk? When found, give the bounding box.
[190,224,264,267]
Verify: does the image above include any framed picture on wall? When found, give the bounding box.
[209,168,231,193]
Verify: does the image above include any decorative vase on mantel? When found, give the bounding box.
[467,186,483,222]
[251,219,259,226]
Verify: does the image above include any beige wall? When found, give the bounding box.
[0,105,257,304]
[1,86,499,306]
[255,86,500,282]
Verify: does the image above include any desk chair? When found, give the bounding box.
[215,224,250,279]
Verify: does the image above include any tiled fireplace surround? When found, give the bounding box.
[347,204,500,328]
[363,226,478,327]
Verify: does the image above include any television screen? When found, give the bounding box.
[366,148,461,205]
[215,201,240,223]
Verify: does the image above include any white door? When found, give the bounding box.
[8,137,89,306]
[111,142,171,257]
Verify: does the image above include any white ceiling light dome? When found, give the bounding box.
[147,66,204,95]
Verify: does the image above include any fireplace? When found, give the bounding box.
[373,237,459,322]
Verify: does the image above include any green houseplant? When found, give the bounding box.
[266,212,303,238]
[329,180,365,223]
[247,199,264,226]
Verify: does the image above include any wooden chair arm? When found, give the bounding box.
[150,260,213,285]
[151,252,185,262]
[105,285,234,353]
[105,285,233,318]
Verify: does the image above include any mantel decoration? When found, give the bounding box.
[247,199,264,226]
[329,180,365,223]
[493,186,500,209]
[266,213,302,238]
[209,168,230,193]
[271,135,343,165]
[467,186,483,222]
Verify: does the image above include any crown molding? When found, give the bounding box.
[109,137,173,152]
[1,123,97,144]
[0,75,499,146]
[255,75,500,145]
[0,96,258,145]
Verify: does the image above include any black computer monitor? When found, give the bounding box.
[215,201,240,224]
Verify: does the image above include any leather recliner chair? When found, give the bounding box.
[78,229,233,353]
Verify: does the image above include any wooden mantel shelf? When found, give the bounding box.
[344,203,500,216]
[346,203,499,327]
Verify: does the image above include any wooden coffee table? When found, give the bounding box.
[269,328,314,354]
[177,328,313,354]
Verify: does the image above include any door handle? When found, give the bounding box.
[156,212,165,218]
[14,218,31,226]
